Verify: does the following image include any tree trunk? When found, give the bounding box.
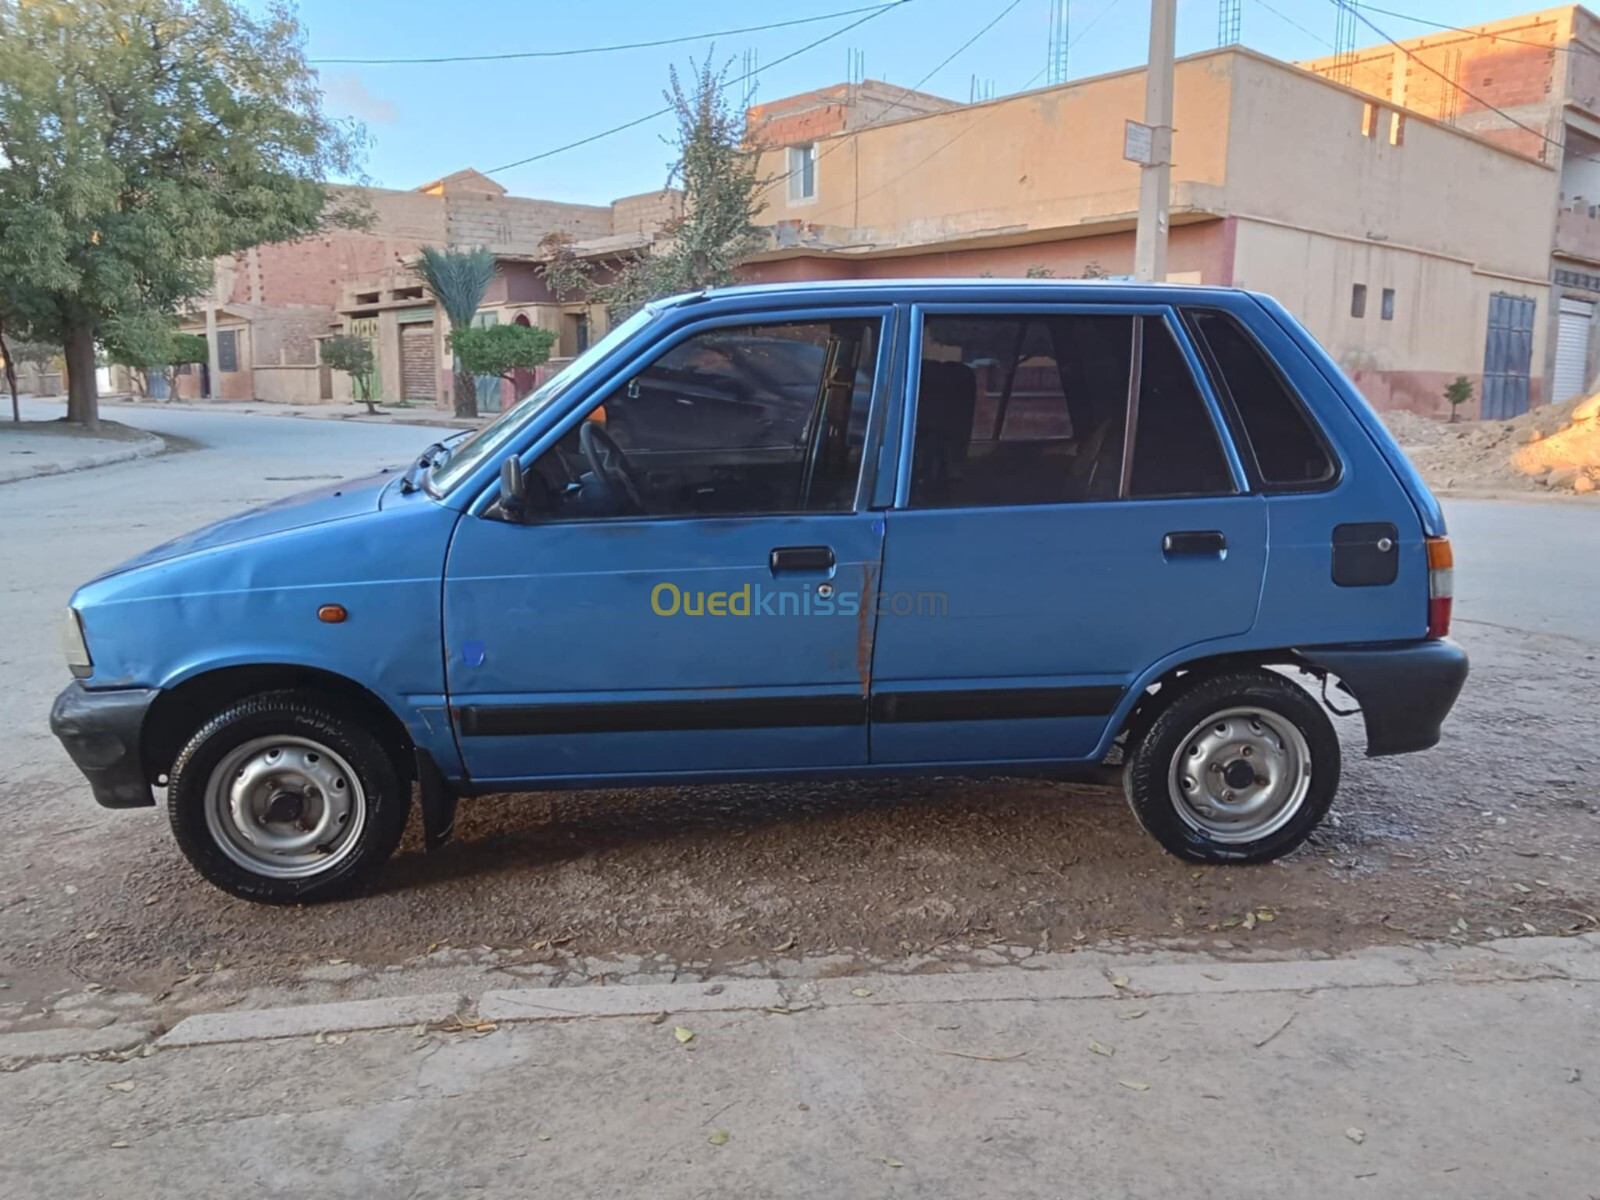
[0,320,20,422]
[64,322,100,430]
[453,367,479,419]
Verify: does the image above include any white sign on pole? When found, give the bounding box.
[1123,119,1155,165]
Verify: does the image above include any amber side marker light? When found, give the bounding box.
[317,604,348,624]
[1425,537,1453,639]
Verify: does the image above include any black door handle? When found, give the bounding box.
[1163,530,1227,557]
[770,545,835,573]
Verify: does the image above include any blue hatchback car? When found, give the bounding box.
[51,281,1468,903]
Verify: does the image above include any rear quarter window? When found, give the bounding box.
[1186,309,1337,490]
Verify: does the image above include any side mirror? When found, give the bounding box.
[498,455,527,521]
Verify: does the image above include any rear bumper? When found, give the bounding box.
[1298,639,1469,758]
[49,682,157,808]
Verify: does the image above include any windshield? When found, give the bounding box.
[427,306,658,495]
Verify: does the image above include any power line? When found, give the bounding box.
[311,3,906,66]
[482,1,918,176]
[1355,3,1597,60]
[1249,0,1332,49]
[803,0,1124,224]
[761,0,1028,196]
[1333,1,1591,166]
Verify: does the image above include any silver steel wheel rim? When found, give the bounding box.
[1167,706,1312,844]
[203,735,367,880]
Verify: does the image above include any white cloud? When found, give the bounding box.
[321,73,399,125]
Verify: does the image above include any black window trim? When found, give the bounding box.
[897,302,1247,510]
[479,306,896,526]
[1179,306,1344,496]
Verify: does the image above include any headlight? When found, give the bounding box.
[62,609,92,679]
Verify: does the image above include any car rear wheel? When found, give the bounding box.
[1123,668,1340,863]
[168,691,411,904]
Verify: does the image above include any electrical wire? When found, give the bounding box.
[801,0,1125,224]
[481,0,918,175]
[1355,3,1598,60]
[761,0,1028,197]
[312,3,907,66]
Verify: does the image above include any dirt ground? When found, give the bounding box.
[1384,394,1600,497]
[4,616,1596,1014]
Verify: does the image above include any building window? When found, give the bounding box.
[1351,284,1368,319]
[787,143,818,203]
[1389,112,1406,146]
[1361,102,1379,138]
[1381,288,1396,320]
[216,329,239,372]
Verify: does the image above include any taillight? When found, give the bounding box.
[1426,536,1453,639]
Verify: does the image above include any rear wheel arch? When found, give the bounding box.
[143,665,414,784]
[1111,648,1333,752]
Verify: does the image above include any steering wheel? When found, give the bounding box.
[578,420,644,513]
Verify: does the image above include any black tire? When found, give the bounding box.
[167,690,411,904]
[1123,668,1340,864]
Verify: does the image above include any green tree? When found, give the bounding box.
[450,323,558,403]
[319,335,380,414]
[413,246,498,418]
[105,312,207,399]
[1444,375,1474,424]
[544,57,767,319]
[0,0,366,429]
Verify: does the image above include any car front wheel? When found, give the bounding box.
[167,691,411,904]
[1123,668,1340,863]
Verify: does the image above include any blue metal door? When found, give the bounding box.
[867,305,1268,767]
[1482,293,1536,419]
[443,514,883,784]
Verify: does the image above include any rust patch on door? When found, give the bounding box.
[855,561,877,695]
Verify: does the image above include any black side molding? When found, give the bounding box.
[457,694,868,737]
[872,685,1123,724]
[1298,639,1469,757]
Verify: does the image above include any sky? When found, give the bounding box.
[285,0,1553,206]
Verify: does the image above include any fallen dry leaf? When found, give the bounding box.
[707,1129,729,1147]
[1118,1080,1150,1091]
[771,936,796,952]
[1118,1009,1148,1021]
[109,1140,129,1150]
[1111,976,1131,990]
[850,987,874,998]
[106,1080,136,1093]
[647,1011,668,1025]
[674,1026,695,1044]
[1088,1039,1114,1057]
[882,1156,904,1168]
[1346,1127,1366,1145]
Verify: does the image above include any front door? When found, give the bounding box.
[444,311,891,785]
[870,306,1268,766]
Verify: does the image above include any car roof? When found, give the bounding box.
[654,277,1261,312]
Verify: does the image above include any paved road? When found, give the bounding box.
[1,400,1597,1007]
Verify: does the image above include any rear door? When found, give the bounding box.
[869,304,1267,766]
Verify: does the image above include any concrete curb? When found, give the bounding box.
[0,429,167,485]
[146,936,1598,1054]
[101,398,483,431]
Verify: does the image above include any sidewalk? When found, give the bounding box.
[102,393,487,431]
[0,412,166,485]
[2,936,1594,1198]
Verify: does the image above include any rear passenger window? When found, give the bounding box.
[1186,310,1336,489]
[908,313,1235,508]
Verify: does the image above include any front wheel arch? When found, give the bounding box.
[143,665,414,785]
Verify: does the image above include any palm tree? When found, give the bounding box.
[414,246,497,418]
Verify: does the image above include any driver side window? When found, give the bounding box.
[529,318,879,520]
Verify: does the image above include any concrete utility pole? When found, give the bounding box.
[1133,0,1176,283]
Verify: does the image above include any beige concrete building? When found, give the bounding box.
[1302,5,1600,410]
[173,170,680,410]
[745,49,1558,417]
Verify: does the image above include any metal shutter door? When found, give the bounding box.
[1553,299,1593,406]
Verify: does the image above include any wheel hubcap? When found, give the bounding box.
[1168,706,1312,844]
[203,736,367,879]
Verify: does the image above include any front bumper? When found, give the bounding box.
[49,682,158,808]
[1298,638,1469,757]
